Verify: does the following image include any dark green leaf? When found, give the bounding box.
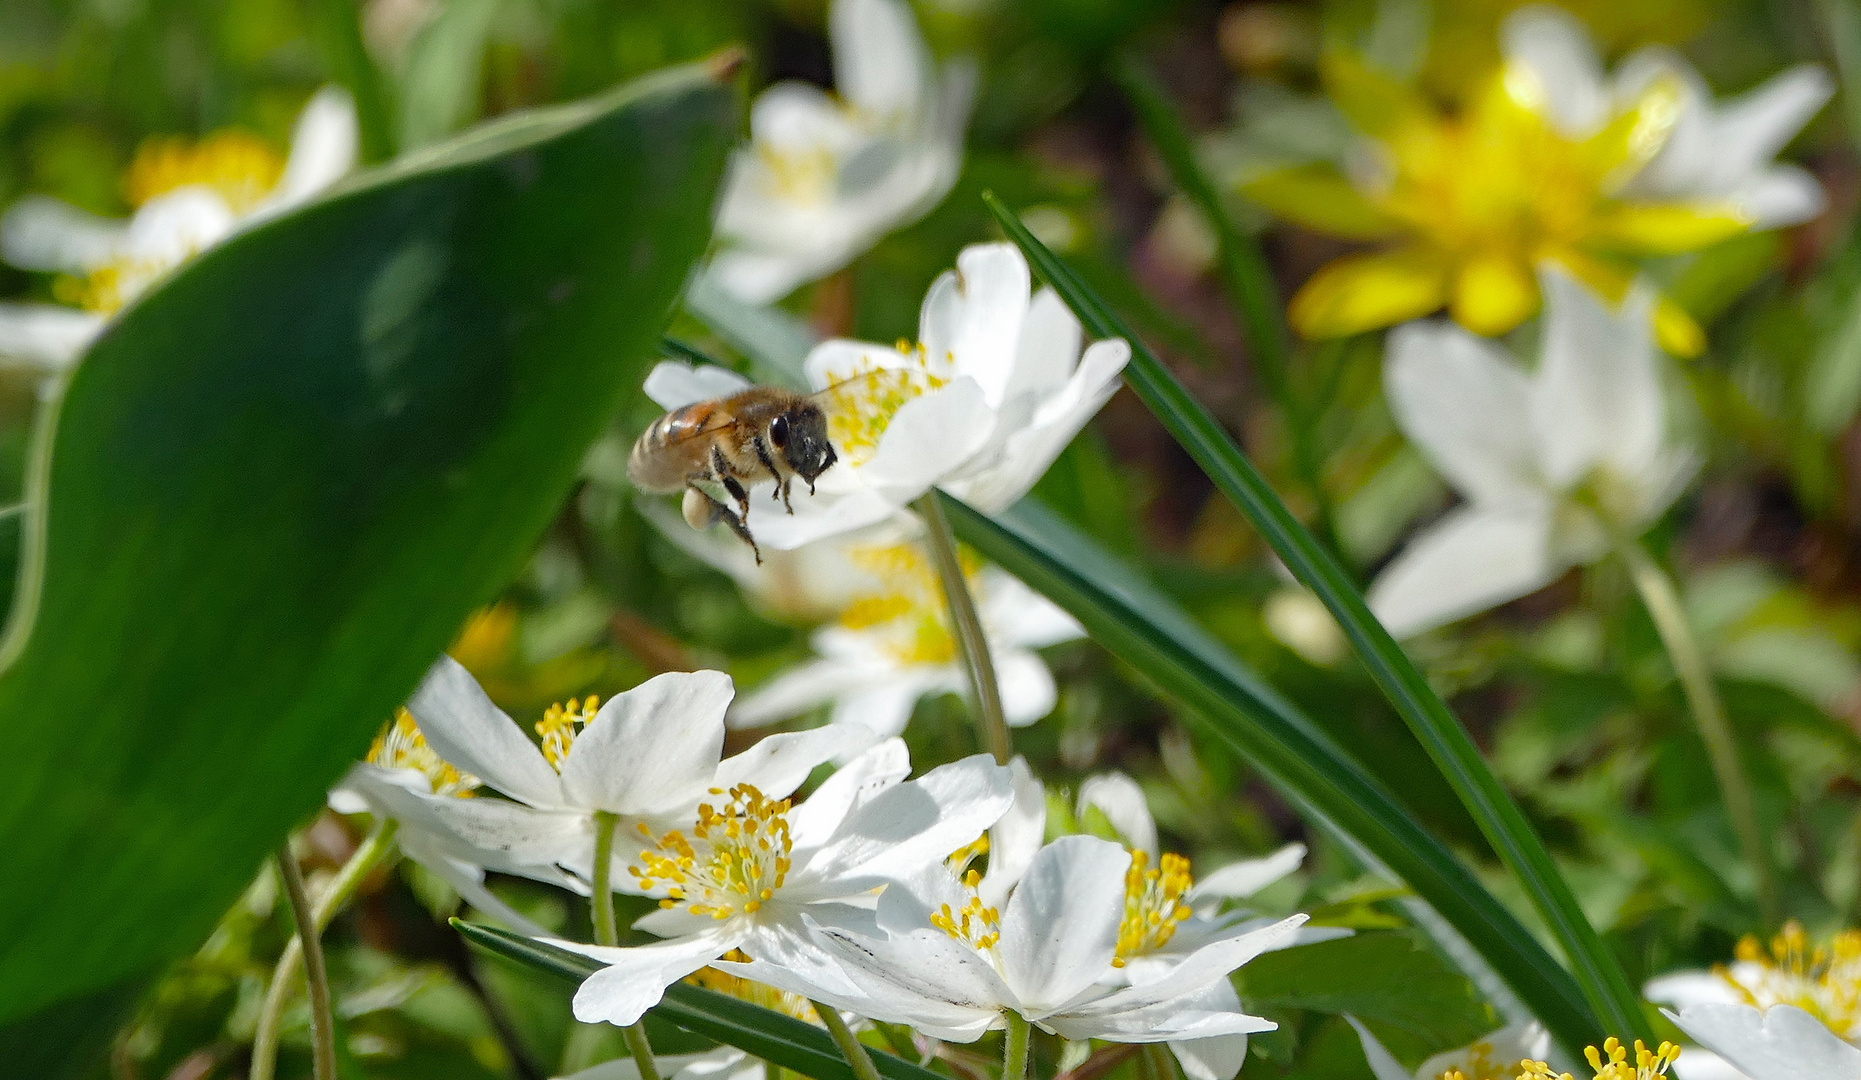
[455,921,947,1080]
[0,60,738,1024]
[982,192,1650,1043]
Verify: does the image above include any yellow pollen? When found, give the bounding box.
[930,868,1001,951]
[818,349,950,466]
[834,544,990,667]
[1112,850,1194,967]
[629,784,794,922]
[1425,1035,1519,1080]
[947,833,991,874]
[536,696,601,772]
[1518,1038,1679,1080]
[754,142,839,205]
[367,709,480,798]
[1715,921,1861,1035]
[122,129,283,213]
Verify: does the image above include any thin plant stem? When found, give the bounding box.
[253,820,400,1080]
[1002,1012,1032,1080]
[1618,540,1777,923]
[274,842,337,1080]
[592,809,664,1080]
[1140,1044,1179,1080]
[917,491,1012,764]
[815,1002,884,1080]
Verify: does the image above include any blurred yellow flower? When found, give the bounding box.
[1246,55,1730,354]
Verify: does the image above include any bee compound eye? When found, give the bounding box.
[770,414,789,448]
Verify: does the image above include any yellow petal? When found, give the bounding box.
[1241,164,1405,240]
[1289,247,1451,339]
[1451,253,1541,336]
[1589,202,1752,255]
[1320,52,1436,143]
[1584,75,1682,186]
[1654,299,1706,357]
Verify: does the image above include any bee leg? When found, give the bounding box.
[686,485,761,564]
[711,444,751,522]
[780,476,795,515]
[751,436,783,506]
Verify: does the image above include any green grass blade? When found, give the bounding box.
[983,192,1651,1043]
[0,60,738,1025]
[943,494,1600,1052]
[455,922,945,1080]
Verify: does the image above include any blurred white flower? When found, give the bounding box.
[716,834,1304,1049]
[707,0,975,304]
[1348,1015,1550,1080]
[0,86,358,371]
[727,541,1083,740]
[1503,5,1832,228]
[1665,1004,1861,1080]
[1367,268,1697,637]
[351,655,866,893]
[556,743,1016,1027]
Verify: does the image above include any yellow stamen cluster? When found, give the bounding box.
[1715,920,1861,1035]
[629,784,794,921]
[1428,1032,1524,1080]
[835,543,990,666]
[367,709,480,798]
[535,697,601,772]
[946,833,991,874]
[122,130,283,212]
[686,949,820,1023]
[1112,850,1194,967]
[1517,1039,1679,1080]
[931,868,1001,950]
[754,142,840,205]
[819,344,951,466]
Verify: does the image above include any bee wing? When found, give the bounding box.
[644,360,754,410]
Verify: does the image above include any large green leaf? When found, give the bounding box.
[1235,934,1494,1049]
[983,193,1650,1043]
[942,495,1601,1053]
[0,61,738,1024]
[457,921,947,1080]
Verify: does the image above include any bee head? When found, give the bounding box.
[770,403,837,484]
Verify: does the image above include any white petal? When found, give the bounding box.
[996,648,1058,728]
[1076,773,1158,859]
[1187,843,1305,903]
[772,922,1008,1041]
[852,377,995,499]
[1044,1000,1275,1044]
[0,302,101,370]
[786,737,912,852]
[1673,1049,1758,1080]
[800,753,1013,885]
[1413,1022,1552,1080]
[0,195,125,272]
[643,360,754,411]
[1666,1004,1861,1080]
[407,655,565,808]
[272,86,359,206]
[704,247,833,307]
[560,670,733,814]
[1532,267,1665,489]
[749,82,866,157]
[119,187,237,267]
[1170,1033,1251,1080]
[950,337,1129,513]
[979,568,1085,649]
[1076,916,1306,1017]
[831,673,940,739]
[357,775,589,876]
[919,244,1032,408]
[728,656,873,729]
[565,930,743,1026]
[1708,66,1834,189]
[1004,288,1085,405]
[1345,1015,1415,1080]
[999,836,1128,1015]
[395,829,555,938]
[559,1051,729,1080]
[978,756,1046,907]
[1646,969,1746,1009]
[713,723,878,799]
[830,0,930,123]
[1501,5,1610,136]
[1738,166,1826,228]
[1367,505,1561,638]
[1383,319,1541,507]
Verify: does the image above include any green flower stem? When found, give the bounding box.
[1139,1044,1178,1080]
[1002,1012,1032,1080]
[593,809,663,1080]
[916,490,1013,764]
[274,842,337,1080]
[814,1002,885,1080]
[1617,539,1777,923]
[253,819,399,1080]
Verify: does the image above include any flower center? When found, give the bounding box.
[123,130,283,213]
[629,783,795,921]
[535,697,601,772]
[930,868,1001,951]
[368,709,480,798]
[1430,1034,1523,1080]
[1715,921,1861,1035]
[833,544,990,666]
[1518,1038,1679,1080]
[686,949,820,1023]
[1112,850,1193,967]
[946,833,991,875]
[754,141,841,205]
[52,257,175,315]
[817,342,951,466]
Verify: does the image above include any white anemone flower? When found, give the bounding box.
[1348,1015,1551,1080]
[715,834,1305,1048]
[0,86,358,371]
[1502,5,1832,229]
[350,655,868,893]
[707,0,974,304]
[554,741,1014,1027]
[726,540,1083,740]
[1665,1004,1861,1080]
[648,244,1130,550]
[1366,268,1697,638]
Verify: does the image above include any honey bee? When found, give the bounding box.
[628,385,839,563]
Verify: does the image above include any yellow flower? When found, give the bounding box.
[1244,54,1747,355]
